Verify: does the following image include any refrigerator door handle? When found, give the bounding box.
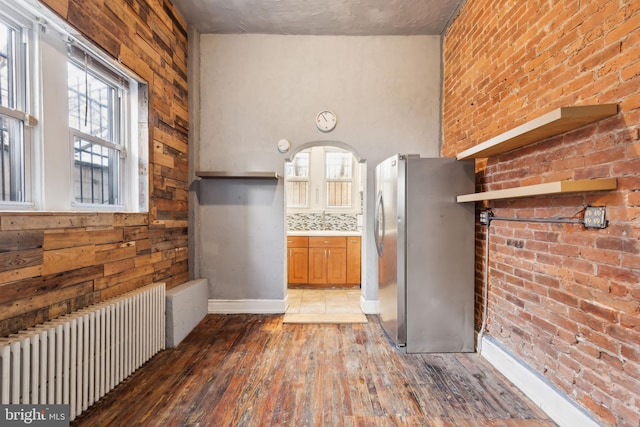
[374,190,385,257]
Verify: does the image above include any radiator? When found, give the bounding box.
[0,282,165,420]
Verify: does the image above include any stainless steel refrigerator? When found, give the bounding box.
[374,154,475,353]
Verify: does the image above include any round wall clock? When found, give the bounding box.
[316,110,337,132]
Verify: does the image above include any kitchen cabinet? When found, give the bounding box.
[308,237,346,285]
[346,237,361,285]
[287,236,308,285]
[287,235,361,286]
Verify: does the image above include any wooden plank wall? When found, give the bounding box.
[0,0,189,337]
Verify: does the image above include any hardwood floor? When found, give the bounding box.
[72,314,555,426]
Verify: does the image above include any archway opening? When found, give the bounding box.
[284,141,367,315]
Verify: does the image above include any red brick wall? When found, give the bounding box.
[443,1,639,425]
[0,1,189,336]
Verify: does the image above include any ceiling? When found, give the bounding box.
[171,0,465,35]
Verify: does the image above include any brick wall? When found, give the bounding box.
[0,0,189,336]
[443,1,639,426]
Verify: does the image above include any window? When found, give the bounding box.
[286,147,359,212]
[68,48,126,206]
[0,13,30,204]
[286,152,309,208]
[325,151,353,208]
[0,0,148,212]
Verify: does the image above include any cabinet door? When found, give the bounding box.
[308,248,328,284]
[346,237,361,285]
[327,247,347,284]
[288,247,308,284]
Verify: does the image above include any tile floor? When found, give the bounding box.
[286,288,363,314]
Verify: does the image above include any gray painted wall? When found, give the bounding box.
[193,34,442,307]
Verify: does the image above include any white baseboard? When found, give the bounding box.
[360,296,379,314]
[481,335,599,427]
[208,298,286,314]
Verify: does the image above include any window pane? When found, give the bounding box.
[327,181,352,208]
[326,152,352,179]
[68,61,117,143]
[286,152,309,178]
[0,114,24,201]
[287,181,308,207]
[0,20,15,110]
[73,136,120,205]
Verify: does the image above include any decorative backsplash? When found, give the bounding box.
[287,213,359,232]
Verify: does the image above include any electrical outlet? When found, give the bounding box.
[480,210,491,225]
[584,206,607,229]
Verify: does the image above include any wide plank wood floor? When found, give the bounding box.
[72,314,556,426]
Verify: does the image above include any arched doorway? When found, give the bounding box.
[284,141,367,315]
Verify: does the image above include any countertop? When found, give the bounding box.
[287,230,362,237]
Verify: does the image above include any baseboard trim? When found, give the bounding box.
[360,296,379,314]
[208,298,286,314]
[481,335,599,427]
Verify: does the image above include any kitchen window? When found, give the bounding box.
[325,151,353,208]
[286,151,309,208]
[286,147,358,212]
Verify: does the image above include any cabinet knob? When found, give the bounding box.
[324,240,330,244]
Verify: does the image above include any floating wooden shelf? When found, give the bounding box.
[195,171,280,180]
[457,178,617,203]
[456,104,618,160]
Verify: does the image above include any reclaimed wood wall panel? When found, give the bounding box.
[0,231,44,251]
[0,249,43,273]
[43,229,125,250]
[42,245,96,275]
[0,0,189,337]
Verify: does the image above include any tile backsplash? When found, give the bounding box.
[287,213,359,232]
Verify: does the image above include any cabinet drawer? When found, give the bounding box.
[309,236,346,248]
[287,236,309,248]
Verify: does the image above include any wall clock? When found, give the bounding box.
[316,110,337,132]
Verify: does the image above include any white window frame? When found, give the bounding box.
[286,147,360,214]
[0,7,34,209]
[0,0,149,213]
[324,150,355,209]
[70,130,124,208]
[67,45,128,209]
[285,151,310,208]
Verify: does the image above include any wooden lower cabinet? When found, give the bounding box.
[308,247,328,284]
[308,247,346,284]
[326,247,347,284]
[346,237,361,285]
[288,247,308,284]
[287,235,360,286]
[287,236,308,285]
